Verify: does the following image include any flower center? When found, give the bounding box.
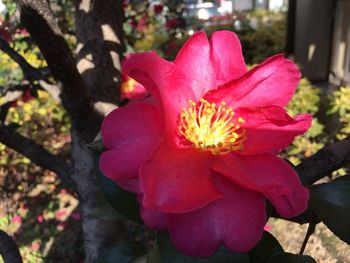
[178,98,246,155]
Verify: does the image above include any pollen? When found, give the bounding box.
[178,98,246,155]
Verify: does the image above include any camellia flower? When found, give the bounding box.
[100,31,312,257]
[153,4,163,15]
[165,18,180,29]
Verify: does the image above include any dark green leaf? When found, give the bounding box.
[147,241,161,263]
[98,241,146,263]
[87,132,106,153]
[270,205,320,225]
[148,231,249,263]
[95,153,143,224]
[248,231,283,263]
[268,252,316,263]
[309,175,350,244]
[93,193,124,221]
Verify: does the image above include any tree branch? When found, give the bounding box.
[0,83,31,103]
[15,0,101,140]
[297,136,350,184]
[0,36,41,81]
[74,0,124,105]
[0,124,74,187]
[0,230,22,263]
[0,36,61,101]
[0,84,30,122]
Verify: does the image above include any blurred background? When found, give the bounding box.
[0,0,349,262]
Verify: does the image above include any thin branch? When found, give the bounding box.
[297,136,350,184]
[0,230,22,263]
[0,83,61,122]
[0,124,74,187]
[0,84,31,122]
[0,83,31,103]
[0,35,61,101]
[0,36,41,81]
[299,217,316,255]
[15,0,100,140]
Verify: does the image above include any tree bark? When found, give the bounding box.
[73,1,125,261]
[74,0,124,105]
[0,230,22,263]
[14,0,125,262]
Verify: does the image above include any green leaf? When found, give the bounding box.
[98,241,146,263]
[93,193,124,221]
[268,252,316,263]
[87,132,105,153]
[95,153,143,224]
[309,175,350,244]
[147,241,161,263]
[248,231,283,263]
[270,205,320,225]
[148,231,249,263]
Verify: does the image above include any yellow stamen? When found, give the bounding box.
[178,99,246,155]
[121,76,137,93]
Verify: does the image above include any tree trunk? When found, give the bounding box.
[14,0,125,261]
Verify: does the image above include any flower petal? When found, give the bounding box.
[138,195,168,230]
[100,101,163,193]
[100,145,144,193]
[123,51,195,131]
[174,31,216,99]
[210,30,247,83]
[140,143,222,213]
[211,153,309,218]
[236,106,312,155]
[167,175,266,257]
[204,54,301,108]
[101,100,162,149]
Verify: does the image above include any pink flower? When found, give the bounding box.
[55,210,66,219]
[153,4,163,15]
[71,212,81,221]
[264,224,272,232]
[57,222,66,231]
[37,215,44,223]
[165,18,179,29]
[0,27,11,42]
[31,241,41,251]
[100,31,311,257]
[11,215,22,224]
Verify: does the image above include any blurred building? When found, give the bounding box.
[288,0,350,85]
[0,0,5,13]
[232,0,287,11]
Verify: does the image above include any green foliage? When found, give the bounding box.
[2,1,350,262]
[233,10,287,64]
[285,79,325,164]
[96,154,143,224]
[148,231,249,263]
[98,241,146,263]
[328,86,350,139]
[239,20,286,64]
[309,175,350,245]
[248,232,283,263]
[123,1,187,60]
